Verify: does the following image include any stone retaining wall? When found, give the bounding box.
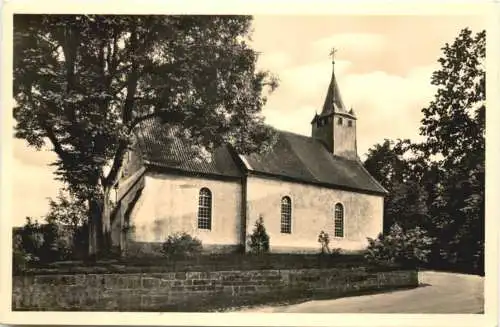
[13,268,418,311]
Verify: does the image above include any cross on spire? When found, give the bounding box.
[329,47,338,63]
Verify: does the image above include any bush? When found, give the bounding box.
[365,223,434,268]
[161,232,203,259]
[38,219,72,262]
[248,215,270,254]
[14,217,74,268]
[12,234,38,273]
[18,218,44,261]
[330,248,342,257]
[318,230,330,254]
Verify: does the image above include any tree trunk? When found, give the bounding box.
[87,190,114,258]
[102,187,112,255]
[88,198,101,257]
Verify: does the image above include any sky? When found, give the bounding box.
[11,15,486,226]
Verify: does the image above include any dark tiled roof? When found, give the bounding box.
[134,118,242,178]
[241,131,388,195]
[134,118,387,195]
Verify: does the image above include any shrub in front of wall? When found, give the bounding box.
[38,219,73,262]
[318,230,330,254]
[15,217,76,266]
[12,234,38,274]
[248,215,270,254]
[161,232,203,259]
[18,217,44,261]
[365,223,434,268]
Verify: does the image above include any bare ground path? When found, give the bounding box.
[237,271,484,313]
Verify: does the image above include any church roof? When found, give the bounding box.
[134,118,242,178]
[241,131,388,195]
[133,118,387,195]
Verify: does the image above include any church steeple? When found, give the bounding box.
[311,48,358,160]
[320,48,348,116]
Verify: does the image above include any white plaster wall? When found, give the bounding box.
[334,117,357,160]
[129,172,242,246]
[246,176,383,253]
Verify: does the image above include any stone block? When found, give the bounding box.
[142,277,161,289]
[175,272,187,280]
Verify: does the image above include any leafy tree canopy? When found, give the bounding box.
[45,189,87,228]
[14,15,278,201]
[363,28,485,274]
[14,15,279,254]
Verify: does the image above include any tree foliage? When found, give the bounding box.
[14,217,72,267]
[45,190,87,229]
[419,28,485,271]
[44,190,89,258]
[363,28,485,274]
[364,139,429,231]
[14,15,278,254]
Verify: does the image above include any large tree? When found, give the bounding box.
[364,139,430,231]
[364,28,485,274]
[14,15,278,256]
[419,28,485,271]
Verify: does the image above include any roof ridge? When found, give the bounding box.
[277,130,318,141]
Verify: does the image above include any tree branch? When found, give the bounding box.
[109,28,120,76]
[40,120,68,161]
[122,27,140,124]
[103,140,128,188]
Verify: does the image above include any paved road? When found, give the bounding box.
[238,271,484,313]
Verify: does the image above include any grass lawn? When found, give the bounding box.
[15,252,406,275]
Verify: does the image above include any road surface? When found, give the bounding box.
[237,271,484,313]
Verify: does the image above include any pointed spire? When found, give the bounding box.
[320,48,347,116]
[349,107,355,116]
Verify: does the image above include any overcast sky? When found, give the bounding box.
[12,15,486,226]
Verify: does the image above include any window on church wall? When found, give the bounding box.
[337,117,343,125]
[347,120,353,127]
[198,188,212,230]
[334,203,344,237]
[280,196,292,234]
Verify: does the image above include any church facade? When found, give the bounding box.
[111,61,388,254]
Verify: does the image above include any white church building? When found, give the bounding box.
[111,61,388,254]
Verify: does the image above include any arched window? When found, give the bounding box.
[337,117,343,125]
[334,203,344,237]
[198,188,212,230]
[280,196,292,234]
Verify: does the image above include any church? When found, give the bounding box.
[110,59,388,254]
